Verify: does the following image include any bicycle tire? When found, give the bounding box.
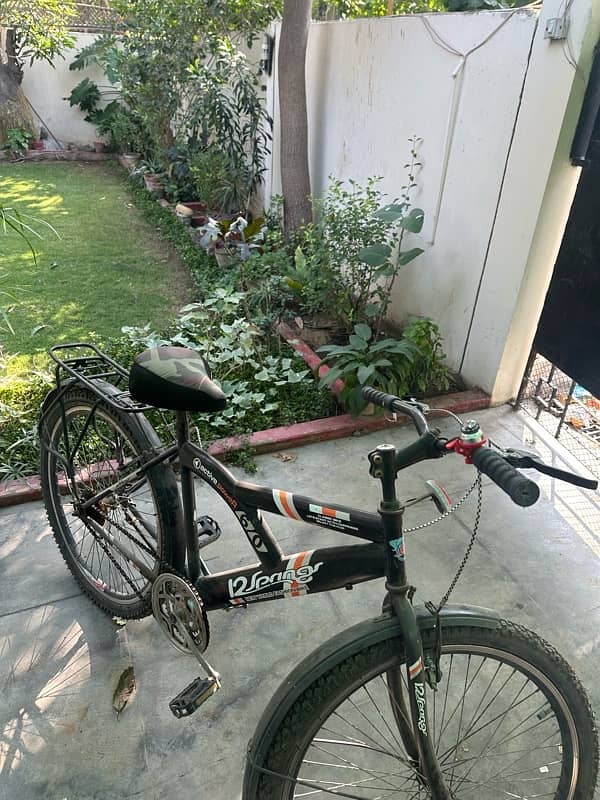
[245,617,598,799]
[40,382,183,618]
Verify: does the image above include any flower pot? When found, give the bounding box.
[30,140,44,151]
[119,152,140,170]
[214,248,237,268]
[180,201,208,214]
[93,141,105,153]
[143,174,164,197]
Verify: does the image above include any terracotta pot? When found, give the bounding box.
[143,174,164,197]
[119,152,140,169]
[93,141,105,153]
[214,248,236,268]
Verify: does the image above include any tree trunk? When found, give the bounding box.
[278,0,312,238]
[0,28,34,143]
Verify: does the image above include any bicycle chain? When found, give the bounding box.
[81,494,162,602]
[86,518,148,601]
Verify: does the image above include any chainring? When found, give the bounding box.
[151,572,210,656]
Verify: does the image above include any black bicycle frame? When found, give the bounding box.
[179,437,387,612]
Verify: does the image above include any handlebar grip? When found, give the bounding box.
[471,447,540,507]
[361,386,400,412]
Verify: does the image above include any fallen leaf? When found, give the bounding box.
[272,451,297,463]
[112,665,136,715]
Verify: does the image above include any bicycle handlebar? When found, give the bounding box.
[471,446,540,507]
[362,386,429,435]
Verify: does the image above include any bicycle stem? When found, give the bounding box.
[370,443,452,800]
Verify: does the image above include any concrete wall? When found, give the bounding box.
[21,33,113,146]
[268,3,599,400]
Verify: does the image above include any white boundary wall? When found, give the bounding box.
[21,33,110,145]
[268,2,599,401]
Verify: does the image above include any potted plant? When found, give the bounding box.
[141,160,165,196]
[189,147,252,215]
[30,128,45,151]
[196,216,265,267]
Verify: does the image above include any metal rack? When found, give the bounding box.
[48,343,154,414]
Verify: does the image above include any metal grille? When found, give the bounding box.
[71,2,120,32]
[516,352,600,479]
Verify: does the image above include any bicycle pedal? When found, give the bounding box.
[196,515,221,549]
[169,675,220,718]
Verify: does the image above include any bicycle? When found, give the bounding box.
[38,342,599,799]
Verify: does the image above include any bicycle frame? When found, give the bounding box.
[44,389,456,798]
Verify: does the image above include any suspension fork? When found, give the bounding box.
[370,444,451,799]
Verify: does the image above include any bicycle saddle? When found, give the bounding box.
[129,346,227,412]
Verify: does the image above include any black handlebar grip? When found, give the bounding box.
[362,386,399,412]
[471,447,540,507]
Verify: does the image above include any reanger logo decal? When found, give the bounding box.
[228,562,324,598]
[414,682,427,733]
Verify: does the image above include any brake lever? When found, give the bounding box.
[404,397,431,414]
[505,448,598,491]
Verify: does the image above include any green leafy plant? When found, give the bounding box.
[189,146,235,210]
[3,127,32,157]
[357,138,425,337]
[288,177,387,322]
[122,288,313,434]
[318,322,416,416]
[403,316,450,395]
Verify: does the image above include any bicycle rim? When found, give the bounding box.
[43,398,165,606]
[259,625,592,799]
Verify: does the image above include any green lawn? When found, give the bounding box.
[0,162,190,370]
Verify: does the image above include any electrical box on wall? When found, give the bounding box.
[544,17,569,40]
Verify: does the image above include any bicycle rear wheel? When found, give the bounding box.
[246,619,598,799]
[40,383,182,618]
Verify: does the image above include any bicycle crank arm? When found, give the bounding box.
[168,601,221,719]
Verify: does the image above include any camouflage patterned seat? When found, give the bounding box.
[129,347,227,412]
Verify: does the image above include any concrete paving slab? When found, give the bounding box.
[0,406,599,799]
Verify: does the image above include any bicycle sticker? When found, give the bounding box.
[272,489,302,520]
[389,537,406,561]
[235,510,268,553]
[308,504,350,521]
[409,656,423,679]
[227,552,323,599]
[414,681,427,733]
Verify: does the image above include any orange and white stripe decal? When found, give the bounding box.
[408,657,423,680]
[273,489,302,520]
[283,550,312,598]
[309,503,350,521]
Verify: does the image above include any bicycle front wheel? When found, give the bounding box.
[246,619,598,799]
[40,383,182,618]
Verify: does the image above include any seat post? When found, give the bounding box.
[176,410,200,582]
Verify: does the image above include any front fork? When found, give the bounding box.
[369,444,452,800]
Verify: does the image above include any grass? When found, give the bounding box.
[0,161,190,371]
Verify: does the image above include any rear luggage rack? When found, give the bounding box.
[48,343,154,413]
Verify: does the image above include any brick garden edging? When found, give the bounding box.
[0,323,489,508]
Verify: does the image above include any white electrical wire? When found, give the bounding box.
[419,11,521,243]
